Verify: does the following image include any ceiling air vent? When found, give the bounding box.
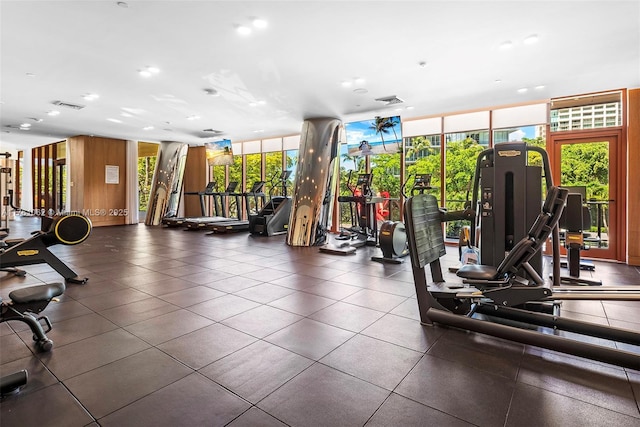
[375,95,404,105]
[201,129,225,135]
[52,100,86,110]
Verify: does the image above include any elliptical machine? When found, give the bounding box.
[371,174,431,264]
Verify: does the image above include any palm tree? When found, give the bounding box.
[341,152,357,170]
[405,136,432,162]
[370,116,401,152]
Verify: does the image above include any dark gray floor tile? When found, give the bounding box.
[76,287,152,311]
[113,271,176,287]
[268,291,335,316]
[362,313,445,352]
[342,289,408,312]
[98,296,180,327]
[99,373,250,427]
[216,262,264,275]
[158,285,225,307]
[321,334,423,390]
[201,340,313,403]
[0,383,94,426]
[366,393,474,427]
[162,264,212,278]
[259,363,389,427]
[265,318,354,360]
[64,348,193,419]
[0,321,13,337]
[234,283,295,303]
[34,299,94,324]
[603,301,640,324]
[309,301,385,332]
[207,276,263,293]
[158,323,256,369]
[1,332,33,364]
[396,354,515,426]
[361,278,416,297]
[38,328,150,380]
[221,305,303,338]
[18,312,118,349]
[389,297,421,320]
[268,273,326,290]
[191,290,260,318]
[302,281,362,300]
[227,407,288,427]
[428,328,524,380]
[62,279,131,300]
[0,355,58,396]
[124,309,214,345]
[506,382,640,427]
[131,276,200,296]
[518,350,639,417]
[329,272,385,287]
[560,299,607,317]
[240,267,293,282]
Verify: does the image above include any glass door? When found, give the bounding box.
[552,132,620,260]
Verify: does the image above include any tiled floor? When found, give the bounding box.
[1,216,640,426]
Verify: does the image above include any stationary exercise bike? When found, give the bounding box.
[370,175,426,264]
[1,212,92,284]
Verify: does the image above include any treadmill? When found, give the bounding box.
[206,181,266,234]
[184,182,242,230]
[162,181,217,227]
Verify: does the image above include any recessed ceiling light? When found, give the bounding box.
[524,34,539,44]
[499,41,513,49]
[26,72,36,77]
[19,123,31,129]
[253,129,264,133]
[186,115,201,120]
[494,79,502,84]
[83,93,100,101]
[252,18,267,29]
[353,88,368,95]
[405,106,414,110]
[341,81,352,88]
[47,110,60,116]
[535,85,545,90]
[354,77,365,85]
[139,66,159,77]
[517,88,528,93]
[120,112,133,117]
[107,118,123,123]
[418,61,427,68]
[236,25,251,35]
[204,88,220,96]
[143,126,154,130]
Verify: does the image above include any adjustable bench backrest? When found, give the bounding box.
[495,186,568,276]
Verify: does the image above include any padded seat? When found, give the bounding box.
[455,264,499,280]
[457,186,568,286]
[9,282,65,304]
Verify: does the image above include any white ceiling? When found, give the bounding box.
[1,1,639,151]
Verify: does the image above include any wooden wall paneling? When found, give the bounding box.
[183,146,207,217]
[83,136,127,226]
[67,136,127,226]
[627,89,640,265]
